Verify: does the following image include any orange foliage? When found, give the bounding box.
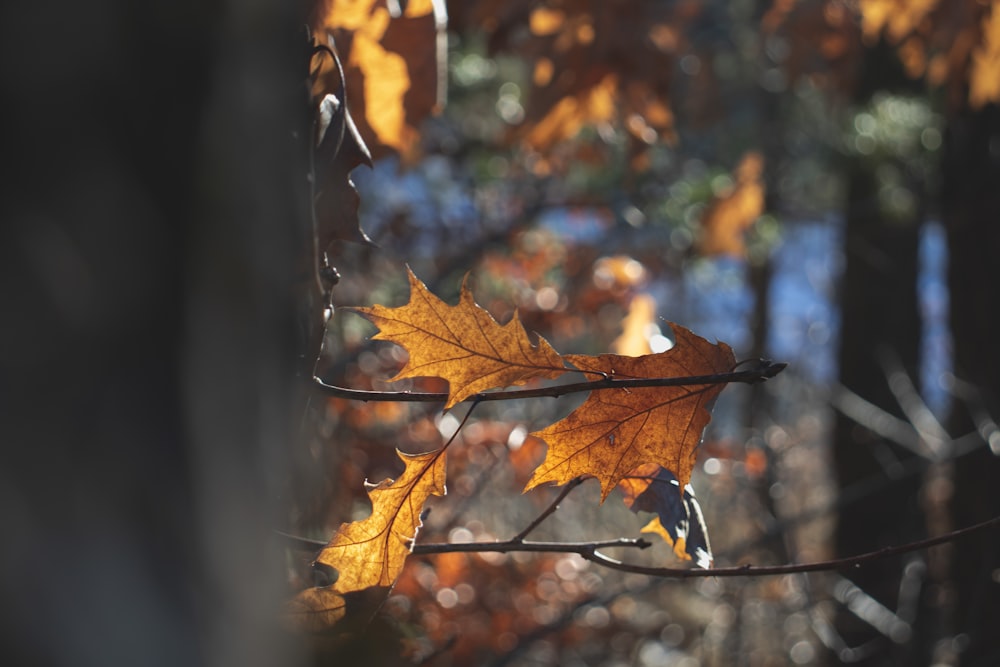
[970,1,1000,108]
[697,152,765,258]
[859,0,939,46]
[311,0,444,157]
[294,266,746,634]
[768,0,1000,110]
[349,267,567,409]
[451,0,696,154]
[611,293,657,357]
[526,324,735,500]
[314,448,447,592]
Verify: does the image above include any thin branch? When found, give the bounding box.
[946,373,1000,456]
[413,537,651,555]
[278,532,650,554]
[314,359,787,403]
[877,345,949,459]
[831,383,926,457]
[510,477,585,542]
[276,514,1000,578]
[576,514,1000,579]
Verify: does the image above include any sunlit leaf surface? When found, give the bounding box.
[526,324,735,500]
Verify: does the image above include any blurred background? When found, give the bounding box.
[300,1,1000,665]
[3,0,998,666]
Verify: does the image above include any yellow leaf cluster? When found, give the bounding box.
[298,270,741,631]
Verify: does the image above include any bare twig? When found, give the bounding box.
[279,532,651,555]
[831,383,925,457]
[878,346,949,459]
[277,514,1000,578]
[510,477,585,542]
[414,537,651,555]
[575,514,1000,578]
[946,372,1000,456]
[314,359,787,403]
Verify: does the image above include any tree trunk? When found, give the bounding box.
[832,42,925,662]
[941,102,1000,665]
[0,1,311,665]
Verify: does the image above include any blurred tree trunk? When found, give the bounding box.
[941,103,1000,665]
[832,42,925,662]
[0,0,310,665]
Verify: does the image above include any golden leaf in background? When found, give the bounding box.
[697,152,765,258]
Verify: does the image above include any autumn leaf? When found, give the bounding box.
[314,90,374,248]
[970,2,1000,109]
[287,586,347,632]
[619,463,713,568]
[315,448,447,592]
[525,324,735,500]
[858,0,938,46]
[349,268,568,409]
[311,0,444,157]
[452,0,692,160]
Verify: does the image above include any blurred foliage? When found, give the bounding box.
[291,0,996,664]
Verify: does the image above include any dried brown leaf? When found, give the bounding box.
[526,324,735,500]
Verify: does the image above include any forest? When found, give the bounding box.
[2,0,999,666]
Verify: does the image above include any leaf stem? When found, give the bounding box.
[313,359,787,403]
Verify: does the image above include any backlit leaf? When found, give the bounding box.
[525,324,735,500]
[315,448,447,592]
[311,0,444,157]
[453,0,694,156]
[350,268,568,408]
[619,463,713,568]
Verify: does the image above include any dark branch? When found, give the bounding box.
[413,537,652,555]
[277,531,650,554]
[313,358,787,403]
[510,477,585,542]
[578,514,1000,578]
[278,514,1000,578]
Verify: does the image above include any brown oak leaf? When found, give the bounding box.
[349,268,568,409]
[525,324,735,500]
[314,448,447,592]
